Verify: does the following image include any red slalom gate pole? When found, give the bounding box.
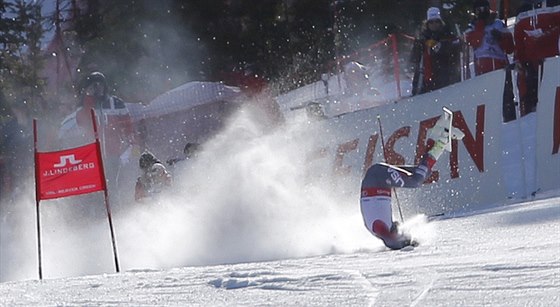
[33,119,43,280]
[90,109,120,273]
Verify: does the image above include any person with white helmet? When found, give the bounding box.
[410,7,462,95]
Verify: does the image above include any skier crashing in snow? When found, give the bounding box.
[360,109,464,250]
[135,151,172,202]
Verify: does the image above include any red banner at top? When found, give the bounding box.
[36,142,106,200]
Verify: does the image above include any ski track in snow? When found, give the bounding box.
[410,278,435,307]
[0,196,559,306]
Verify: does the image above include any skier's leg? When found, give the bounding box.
[361,112,464,190]
[411,109,465,179]
[360,164,429,249]
[359,157,433,242]
[360,192,413,249]
[359,190,395,239]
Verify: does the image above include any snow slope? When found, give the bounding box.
[0,196,558,306]
[1,103,559,306]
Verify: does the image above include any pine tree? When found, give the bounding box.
[0,0,46,117]
[71,0,202,102]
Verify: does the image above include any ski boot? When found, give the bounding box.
[427,109,465,160]
[384,234,418,250]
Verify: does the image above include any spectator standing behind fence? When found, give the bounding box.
[465,0,516,122]
[410,7,462,96]
[514,0,560,116]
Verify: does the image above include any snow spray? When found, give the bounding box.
[117,104,375,270]
[0,103,432,281]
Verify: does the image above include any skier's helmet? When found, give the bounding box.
[151,163,166,177]
[139,151,158,170]
[81,71,108,97]
[183,142,200,157]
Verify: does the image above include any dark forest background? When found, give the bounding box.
[1,0,521,119]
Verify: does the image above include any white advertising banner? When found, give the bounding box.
[306,70,508,217]
[537,57,560,193]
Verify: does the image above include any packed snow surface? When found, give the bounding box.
[1,107,558,306]
[1,196,558,306]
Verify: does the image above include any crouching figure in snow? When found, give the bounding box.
[360,109,464,249]
[135,151,172,202]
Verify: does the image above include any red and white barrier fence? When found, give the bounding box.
[303,56,559,217]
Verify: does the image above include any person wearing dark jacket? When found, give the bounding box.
[410,7,462,96]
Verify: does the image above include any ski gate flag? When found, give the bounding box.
[35,142,106,200]
[33,110,120,280]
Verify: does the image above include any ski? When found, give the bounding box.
[442,106,453,147]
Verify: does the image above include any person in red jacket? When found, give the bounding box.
[514,0,560,116]
[465,0,514,75]
[465,0,516,122]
